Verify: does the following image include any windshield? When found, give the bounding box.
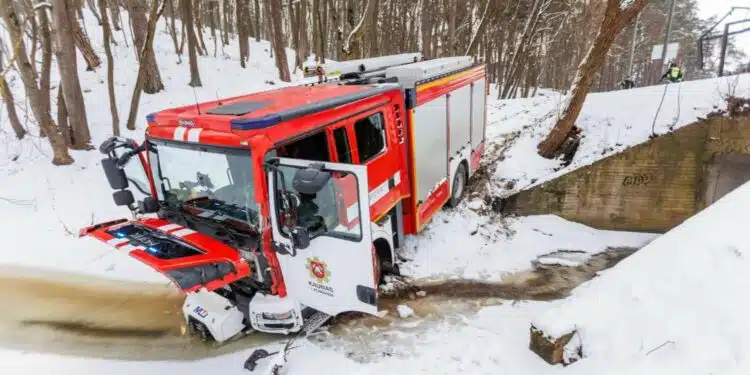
[149,140,259,231]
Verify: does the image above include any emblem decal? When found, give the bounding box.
[306,257,331,283]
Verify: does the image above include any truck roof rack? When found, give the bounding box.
[385,56,474,88]
[301,53,423,86]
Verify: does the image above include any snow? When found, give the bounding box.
[1,6,748,375]
[531,179,750,374]
[488,74,750,197]
[399,213,653,281]
[396,305,415,319]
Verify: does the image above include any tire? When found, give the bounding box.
[448,162,467,207]
[372,244,382,285]
[195,321,213,342]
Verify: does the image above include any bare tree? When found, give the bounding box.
[0,38,25,139]
[108,0,121,30]
[99,0,119,136]
[126,0,165,130]
[181,0,202,86]
[537,0,648,158]
[166,0,181,60]
[125,0,165,93]
[208,0,218,57]
[36,0,54,134]
[53,0,91,149]
[237,0,250,67]
[194,1,208,55]
[0,0,73,164]
[267,0,290,81]
[71,16,102,70]
[253,0,260,42]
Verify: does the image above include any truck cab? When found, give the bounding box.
[82,53,487,342]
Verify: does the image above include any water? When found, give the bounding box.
[0,247,636,361]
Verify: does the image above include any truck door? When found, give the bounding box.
[267,157,377,316]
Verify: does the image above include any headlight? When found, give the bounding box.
[262,311,293,320]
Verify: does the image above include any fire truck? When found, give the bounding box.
[81,53,487,342]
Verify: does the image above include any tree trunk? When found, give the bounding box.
[126,0,165,93]
[0,42,25,139]
[181,0,202,87]
[253,0,260,42]
[53,0,91,149]
[236,0,250,67]
[108,0,121,30]
[166,0,181,60]
[68,12,102,70]
[37,0,53,128]
[86,0,103,24]
[194,1,208,55]
[222,0,230,44]
[209,0,217,57]
[537,0,647,158]
[299,0,309,61]
[22,0,40,77]
[288,0,301,70]
[0,0,73,165]
[56,85,70,145]
[99,0,119,136]
[126,0,165,130]
[268,0,291,82]
[365,0,378,57]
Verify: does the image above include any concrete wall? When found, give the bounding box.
[503,117,750,233]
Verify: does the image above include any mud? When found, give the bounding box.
[0,247,637,362]
[0,266,279,361]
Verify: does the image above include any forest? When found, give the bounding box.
[0,0,744,165]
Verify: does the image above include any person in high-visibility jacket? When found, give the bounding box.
[661,62,683,83]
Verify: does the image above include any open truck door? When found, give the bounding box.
[267,158,378,316]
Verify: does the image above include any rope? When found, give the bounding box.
[670,80,682,130]
[650,82,670,137]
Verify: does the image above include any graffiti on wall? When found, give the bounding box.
[622,173,654,187]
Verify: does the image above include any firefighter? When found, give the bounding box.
[661,62,683,83]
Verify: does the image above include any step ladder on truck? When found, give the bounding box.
[81,53,488,342]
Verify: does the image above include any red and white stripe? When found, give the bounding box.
[173,127,202,143]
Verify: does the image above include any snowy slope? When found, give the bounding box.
[0,9,298,281]
[487,74,750,197]
[531,178,750,374]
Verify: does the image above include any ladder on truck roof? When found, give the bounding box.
[301,53,422,85]
[301,54,475,88]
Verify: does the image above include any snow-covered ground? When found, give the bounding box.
[1,7,747,375]
[487,74,750,197]
[532,178,750,375]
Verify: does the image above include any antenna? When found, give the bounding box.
[192,86,201,115]
[215,89,223,106]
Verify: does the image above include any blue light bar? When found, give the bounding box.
[115,231,126,238]
[231,114,282,130]
[146,113,156,123]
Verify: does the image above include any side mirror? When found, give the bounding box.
[291,227,310,250]
[101,158,129,190]
[113,190,135,207]
[292,163,331,195]
[138,197,160,214]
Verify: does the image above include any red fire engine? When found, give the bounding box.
[81,53,487,342]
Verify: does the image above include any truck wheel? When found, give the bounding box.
[448,162,467,207]
[194,321,213,342]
